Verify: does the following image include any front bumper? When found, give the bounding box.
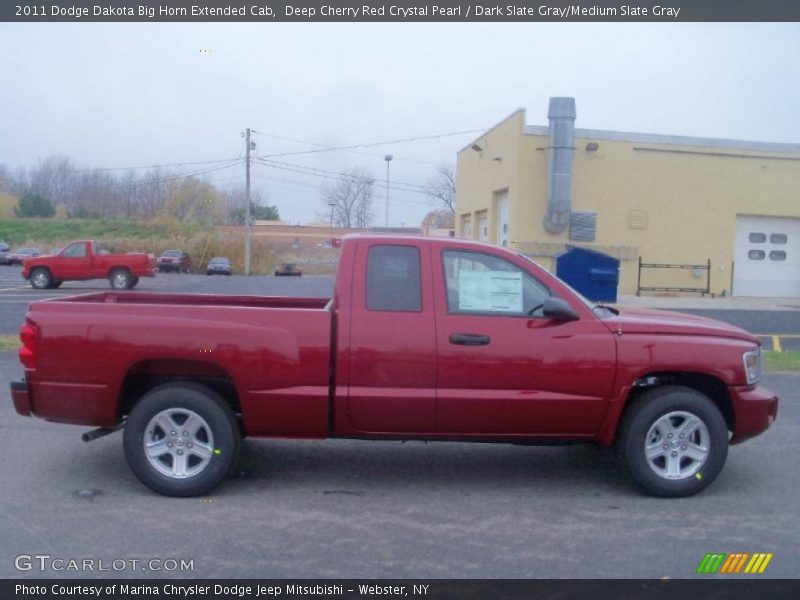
[729,384,778,444]
[10,381,31,417]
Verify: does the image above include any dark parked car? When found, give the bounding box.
[6,247,43,266]
[0,241,10,265]
[275,262,302,276]
[206,257,232,276]
[157,250,191,273]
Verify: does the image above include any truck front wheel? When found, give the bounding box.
[123,382,240,496]
[30,268,53,290]
[618,386,729,497]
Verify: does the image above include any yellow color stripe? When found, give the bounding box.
[746,553,766,573]
[744,554,758,573]
[771,336,782,352]
[757,553,773,574]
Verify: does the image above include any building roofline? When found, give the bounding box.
[458,108,526,154]
[523,124,800,153]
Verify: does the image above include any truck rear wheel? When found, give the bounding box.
[619,386,729,497]
[109,268,132,290]
[30,268,53,290]
[123,382,240,496]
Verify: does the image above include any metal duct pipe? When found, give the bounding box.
[543,97,576,234]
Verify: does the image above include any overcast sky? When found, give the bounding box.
[1,22,799,225]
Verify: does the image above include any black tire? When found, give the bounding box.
[619,386,728,497]
[109,268,132,290]
[30,267,53,290]
[123,382,240,497]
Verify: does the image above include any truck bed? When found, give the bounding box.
[23,292,333,438]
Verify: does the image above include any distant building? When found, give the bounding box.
[456,98,800,297]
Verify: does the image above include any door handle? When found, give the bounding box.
[449,333,491,346]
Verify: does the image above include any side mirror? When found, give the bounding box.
[543,297,579,322]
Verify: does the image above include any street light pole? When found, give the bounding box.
[329,201,336,245]
[384,154,393,228]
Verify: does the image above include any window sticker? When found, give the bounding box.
[458,270,523,313]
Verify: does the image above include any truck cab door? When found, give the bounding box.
[433,247,616,437]
[345,241,436,434]
[53,242,89,279]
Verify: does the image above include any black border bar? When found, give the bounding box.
[4,580,800,600]
[4,1,800,22]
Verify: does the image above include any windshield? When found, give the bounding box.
[162,250,182,257]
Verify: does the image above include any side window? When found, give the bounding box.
[443,250,550,316]
[62,242,86,258]
[366,246,422,312]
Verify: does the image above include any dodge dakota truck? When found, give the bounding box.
[22,240,155,290]
[10,235,777,497]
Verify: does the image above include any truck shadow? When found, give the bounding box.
[228,437,632,496]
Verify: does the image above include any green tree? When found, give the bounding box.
[251,203,280,221]
[229,201,280,225]
[14,192,55,218]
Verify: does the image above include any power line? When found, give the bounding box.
[74,157,241,173]
[250,167,434,207]
[253,157,446,194]
[89,161,242,191]
[251,130,459,167]
[251,160,433,198]
[253,128,486,160]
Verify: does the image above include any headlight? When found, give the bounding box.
[743,348,761,385]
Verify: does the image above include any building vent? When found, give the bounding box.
[628,209,648,230]
[569,211,597,242]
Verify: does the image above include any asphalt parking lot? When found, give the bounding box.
[1,264,798,579]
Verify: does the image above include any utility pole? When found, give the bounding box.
[244,128,252,276]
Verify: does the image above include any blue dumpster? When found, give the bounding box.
[555,247,620,302]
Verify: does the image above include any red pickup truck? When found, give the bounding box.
[22,240,155,290]
[10,235,777,498]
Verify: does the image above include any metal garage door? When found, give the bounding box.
[733,215,800,297]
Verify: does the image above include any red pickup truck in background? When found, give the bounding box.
[21,240,155,290]
[10,235,777,497]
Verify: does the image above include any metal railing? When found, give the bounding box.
[636,257,713,297]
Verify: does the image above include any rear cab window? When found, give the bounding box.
[366,245,422,312]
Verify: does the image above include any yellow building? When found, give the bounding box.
[456,98,800,297]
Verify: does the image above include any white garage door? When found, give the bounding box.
[478,215,488,242]
[496,191,509,247]
[733,215,800,297]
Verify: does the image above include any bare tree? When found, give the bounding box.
[421,208,455,229]
[426,163,456,214]
[320,166,375,229]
